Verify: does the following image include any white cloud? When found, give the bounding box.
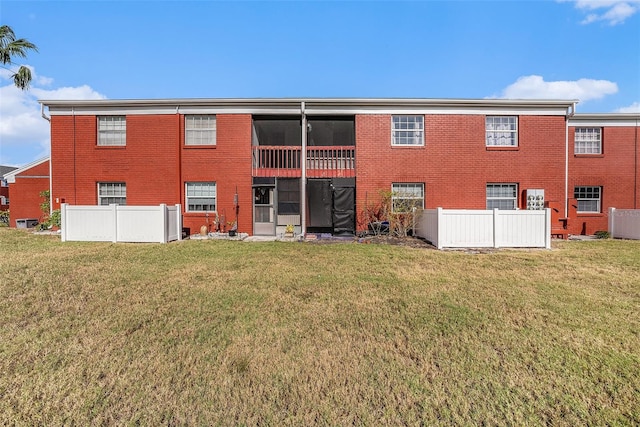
[492,75,618,101]
[0,66,106,166]
[561,0,640,25]
[615,101,640,112]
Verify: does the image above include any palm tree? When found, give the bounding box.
[0,25,38,90]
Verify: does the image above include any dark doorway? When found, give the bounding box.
[307,178,355,235]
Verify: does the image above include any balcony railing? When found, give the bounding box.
[252,146,355,177]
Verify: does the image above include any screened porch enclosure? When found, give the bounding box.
[251,116,355,178]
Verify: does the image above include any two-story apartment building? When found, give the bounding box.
[35,98,640,237]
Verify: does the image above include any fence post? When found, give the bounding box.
[609,207,615,238]
[160,204,167,243]
[436,207,443,250]
[60,203,67,242]
[493,208,499,248]
[545,208,551,249]
[176,204,182,241]
[111,204,118,243]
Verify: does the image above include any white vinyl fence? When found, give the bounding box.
[61,204,182,243]
[609,208,640,240]
[414,208,551,249]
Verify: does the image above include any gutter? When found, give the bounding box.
[40,102,51,121]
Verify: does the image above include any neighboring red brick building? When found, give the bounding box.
[3,158,50,228]
[32,98,639,236]
[1,165,18,214]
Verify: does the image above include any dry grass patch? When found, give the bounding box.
[0,229,639,425]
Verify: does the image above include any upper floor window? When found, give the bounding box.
[487,183,518,210]
[391,183,424,212]
[1,178,7,187]
[574,128,602,154]
[185,115,217,145]
[391,115,424,146]
[574,186,601,213]
[97,116,126,146]
[185,182,217,212]
[486,116,517,147]
[98,182,126,205]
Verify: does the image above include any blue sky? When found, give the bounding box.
[1,0,639,166]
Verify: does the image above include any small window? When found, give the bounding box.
[391,115,424,146]
[391,183,424,212]
[1,196,7,205]
[1,179,7,187]
[487,183,518,210]
[486,116,517,146]
[97,116,126,146]
[98,182,126,205]
[574,186,601,213]
[185,115,217,146]
[574,128,602,154]
[186,182,217,211]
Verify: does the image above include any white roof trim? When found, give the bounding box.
[3,156,50,184]
[569,114,640,127]
[40,97,577,117]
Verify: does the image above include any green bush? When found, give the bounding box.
[594,230,610,239]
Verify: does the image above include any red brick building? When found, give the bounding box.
[33,98,640,236]
[3,158,50,228]
[1,165,18,214]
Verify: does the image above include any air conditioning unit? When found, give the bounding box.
[526,189,545,210]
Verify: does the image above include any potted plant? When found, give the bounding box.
[228,220,237,237]
[284,224,295,238]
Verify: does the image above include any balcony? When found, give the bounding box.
[252,146,355,178]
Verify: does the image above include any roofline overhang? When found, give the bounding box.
[2,156,50,184]
[39,97,579,109]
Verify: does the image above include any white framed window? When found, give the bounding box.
[1,196,7,205]
[391,115,424,146]
[185,115,217,145]
[1,179,7,187]
[574,186,601,213]
[574,128,602,154]
[487,183,518,210]
[486,116,518,146]
[98,182,126,205]
[98,116,126,146]
[186,182,216,212]
[391,183,424,212]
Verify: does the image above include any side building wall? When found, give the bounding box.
[50,114,253,235]
[7,160,50,227]
[355,114,567,227]
[568,125,639,235]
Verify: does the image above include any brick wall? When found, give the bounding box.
[50,114,253,236]
[355,114,567,230]
[568,126,639,235]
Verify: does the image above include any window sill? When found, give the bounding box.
[574,154,604,158]
[96,145,126,149]
[183,145,217,149]
[576,212,604,217]
[183,211,218,216]
[486,146,519,151]
[390,145,425,149]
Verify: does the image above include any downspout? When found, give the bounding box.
[565,102,576,219]
[176,105,182,215]
[73,107,77,204]
[41,103,53,214]
[301,101,307,237]
[635,118,638,209]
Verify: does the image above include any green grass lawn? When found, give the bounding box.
[1,228,639,425]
